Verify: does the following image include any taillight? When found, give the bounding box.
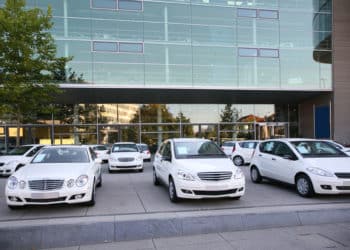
[221,147,224,151]
[146,150,150,155]
[232,145,236,152]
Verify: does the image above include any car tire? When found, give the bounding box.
[8,205,22,210]
[85,181,96,206]
[168,177,179,203]
[296,174,314,198]
[231,196,241,200]
[96,173,102,187]
[139,168,144,172]
[233,156,244,166]
[108,168,112,173]
[250,166,262,183]
[153,168,160,186]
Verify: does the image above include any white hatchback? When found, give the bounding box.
[250,138,350,197]
[153,138,245,202]
[0,144,45,176]
[5,145,102,209]
[231,140,259,166]
[108,142,143,172]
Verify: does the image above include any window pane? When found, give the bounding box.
[259,49,279,58]
[119,42,143,53]
[92,0,116,9]
[118,0,143,11]
[93,41,118,52]
[258,10,279,19]
[238,8,257,18]
[238,48,258,57]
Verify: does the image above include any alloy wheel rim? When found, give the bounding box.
[169,181,174,199]
[297,178,309,195]
[234,157,243,166]
[252,169,258,181]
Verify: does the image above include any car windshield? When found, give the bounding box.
[137,144,149,151]
[174,141,226,159]
[112,144,138,152]
[31,148,90,163]
[93,145,107,151]
[290,141,347,158]
[7,146,32,156]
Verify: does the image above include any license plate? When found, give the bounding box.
[205,185,227,190]
[31,192,59,199]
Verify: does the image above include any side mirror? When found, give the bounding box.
[161,155,171,162]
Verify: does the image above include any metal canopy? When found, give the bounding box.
[56,85,332,104]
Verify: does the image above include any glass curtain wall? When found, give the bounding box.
[7,0,332,90]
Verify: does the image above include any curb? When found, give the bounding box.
[1,203,350,249]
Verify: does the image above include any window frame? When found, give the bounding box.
[92,41,119,53]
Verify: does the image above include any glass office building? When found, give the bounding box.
[0,0,339,145]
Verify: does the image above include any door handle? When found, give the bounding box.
[258,154,262,157]
[271,157,276,161]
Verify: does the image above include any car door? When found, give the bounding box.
[269,142,298,183]
[158,142,172,184]
[256,141,277,178]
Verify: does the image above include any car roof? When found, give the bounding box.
[261,138,320,142]
[171,138,210,143]
[113,142,137,145]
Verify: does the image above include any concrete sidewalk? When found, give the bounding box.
[1,203,350,250]
[46,222,350,250]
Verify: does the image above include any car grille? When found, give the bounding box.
[336,186,350,190]
[29,180,64,191]
[334,173,350,179]
[197,171,232,181]
[193,189,237,195]
[118,157,134,162]
[25,197,66,203]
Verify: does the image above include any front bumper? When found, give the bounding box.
[5,185,93,207]
[311,176,350,194]
[108,160,143,171]
[175,178,245,199]
[0,167,14,176]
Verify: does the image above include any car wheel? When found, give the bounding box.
[108,168,112,173]
[168,177,179,203]
[96,173,102,187]
[85,181,96,206]
[233,156,244,166]
[153,168,159,186]
[250,166,262,183]
[139,168,144,172]
[296,174,314,197]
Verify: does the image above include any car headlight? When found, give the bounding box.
[306,167,333,177]
[233,168,244,179]
[7,176,18,189]
[76,175,89,187]
[67,179,75,188]
[177,171,195,181]
[137,155,143,161]
[109,155,117,161]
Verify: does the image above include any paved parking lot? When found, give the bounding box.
[1,162,350,222]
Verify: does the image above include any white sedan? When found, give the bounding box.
[108,142,143,172]
[153,138,245,202]
[5,145,102,209]
[0,144,44,176]
[250,138,350,197]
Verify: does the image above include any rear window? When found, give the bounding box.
[222,142,235,147]
[93,145,107,151]
[239,142,258,149]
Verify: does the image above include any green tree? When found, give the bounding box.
[0,0,70,145]
[220,104,234,141]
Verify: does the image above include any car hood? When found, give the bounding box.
[304,157,350,173]
[0,155,25,164]
[176,158,236,173]
[13,163,92,180]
